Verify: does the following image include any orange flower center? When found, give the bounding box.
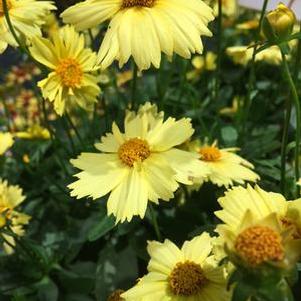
[199,146,221,161]
[118,138,150,167]
[0,0,12,17]
[169,261,207,296]
[107,289,125,301]
[56,58,83,88]
[122,0,155,8]
[235,226,284,266]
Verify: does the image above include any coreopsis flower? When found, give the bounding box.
[215,185,301,241]
[0,0,56,53]
[15,124,50,140]
[61,0,215,71]
[263,3,296,42]
[0,132,14,155]
[226,45,283,66]
[218,210,301,267]
[205,0,237,18]
[188,140,259,187]
[122,233,230,301]
[0,179,31,254]
[69,103,209,223]
[29,25,100,116]
[186,52,217,81]
[219,96,240,116]
[236,19,259,31]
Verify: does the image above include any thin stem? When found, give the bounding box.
[241,0,269,139]
[131,63,138,109]
[280,50,301,195]
[149,204,162,241]
[214,0,223,102]
[2,0,29,55]
[0,96,12,131]
[280,22,301,193]
[65,112,85,147]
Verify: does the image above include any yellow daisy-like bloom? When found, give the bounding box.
[188,140,259,187]
[15,124,50,140]
[29,25,100,116]
[69,103,210,223]
[207,0,237,18]
[0,179,31,254]
[0,0,56,53]
[61,0,215,71]
[226,45,283,66]
[0,132,14,155]
[122,233,230,301]
[186,52,217,81]
[215,185,301,241]
[218,210,301,267]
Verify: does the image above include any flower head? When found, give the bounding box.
[61,0,214,71]
[218,211,301,267]
[122,233,230,301]
[263,3,296,41]
[0,132,14,155]
[69,103,209,223]
[29,25,100,116]
[188,140,259,187]
[0,179,31,254]
[15,124,50,140]
[215,185,301,242]
[0,0,56,53]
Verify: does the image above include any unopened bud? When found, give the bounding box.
[263,3,296,41]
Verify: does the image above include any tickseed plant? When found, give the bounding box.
[0,0,300,300]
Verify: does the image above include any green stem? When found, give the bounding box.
[65,112,85,148]
[149,204,162,241]
[131,63,138,109]
[280,23,301,194]
[280,50,301,195]
[241,0,269,139]
[214,0,223,102]
[0,96,12,132]
[2,0,29,54]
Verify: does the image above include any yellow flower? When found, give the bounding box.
[0,132,14,155]
[0,0,56,53]
[236,19,259,30]
[61,0,214,71]
[29,25,100,116]
[0,179,31,254]
[219,96,240,116]
[263,3,296,41]
[218,211,301,267]
[208,0,237,18]
[226,45,283,66]
[15,124,50,140]
[69,103,209,223]
[215,185,301,241]
[188,140,259,187]
[122,233,230,301]
[186,52,217,81]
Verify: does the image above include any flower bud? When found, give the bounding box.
[263,3,296,41]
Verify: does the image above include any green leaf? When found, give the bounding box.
[88,214,116,242]
[258,279,294,301]
[231,282,254,301]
